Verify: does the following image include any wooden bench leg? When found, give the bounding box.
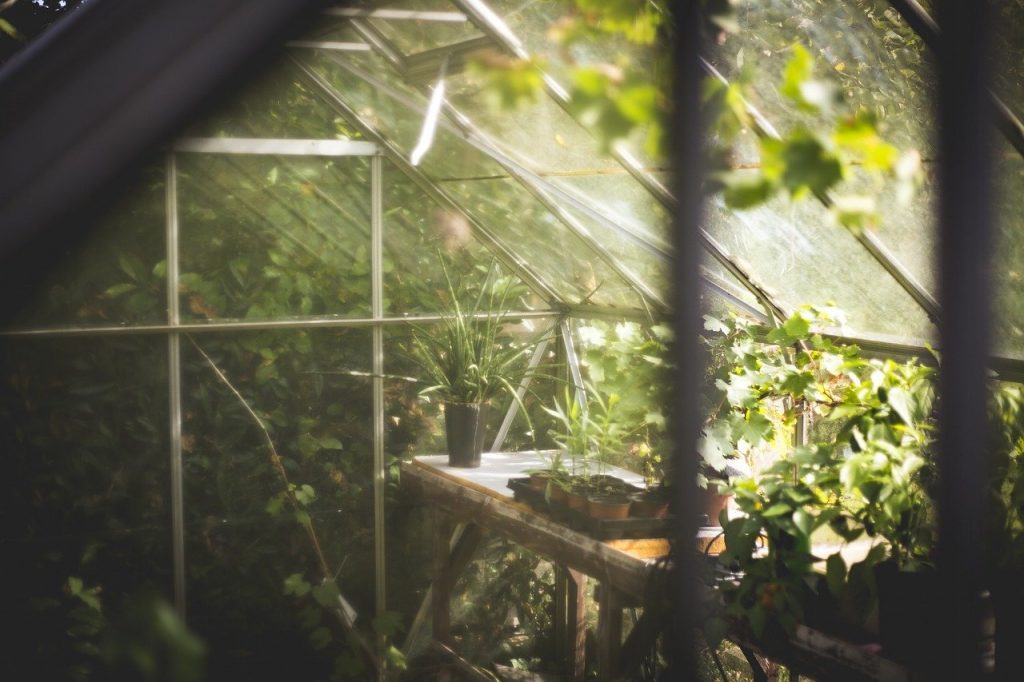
[597,584,623,680]
[567,568,587,682]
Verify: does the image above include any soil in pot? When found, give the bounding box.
[445,402,488,468]
[630,489,669,518]
[587,494,631,520]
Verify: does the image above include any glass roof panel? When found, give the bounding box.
[703,171,936,339]
[182,60,359,140]
[304,47,507,181]
[444,69,623,175]
[993,2,1024,120]
[299,50,647,308]
[707,0,936,161]
[441,176,639,307]
[354,0,485,56]
[382,163,547,314]
[175,153,373,321]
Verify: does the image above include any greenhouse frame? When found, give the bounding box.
[0,0,1020,679]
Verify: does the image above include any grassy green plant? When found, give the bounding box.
[410,261,536,406]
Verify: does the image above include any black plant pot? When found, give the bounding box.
[874,562,941,669]
[444,402,488,468]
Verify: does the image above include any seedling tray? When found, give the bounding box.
[507,477,673,540]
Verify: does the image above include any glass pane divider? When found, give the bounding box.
[371,155,387,622]
[172,137,379,157]
[165,152,187,619]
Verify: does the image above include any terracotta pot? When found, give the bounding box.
[565,488,589,513]
[587,495,631,520]
[699,485,732,526]
[528,472,551,491]
[444,402,488,468]
[549,482,568,504]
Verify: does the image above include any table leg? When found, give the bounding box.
[567,568,587,682]
[432,512,454,646]
[597,584,623,680]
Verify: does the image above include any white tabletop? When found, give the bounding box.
[412,451,647,499]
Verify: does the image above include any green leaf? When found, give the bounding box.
[762,502,792,517]
[284,573,311,597]
[887,386,916,426]
[373,611,405,638]
[104,283,137,298]
[311,582,341,609]
[723,174,776,209]
[783,314,810,339]
[309,626,332,650]
[0,18,27,42]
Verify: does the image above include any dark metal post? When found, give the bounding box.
[668,1,704,679]
[936,0,995,678]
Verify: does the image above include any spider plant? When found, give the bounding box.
[410,261,534,406]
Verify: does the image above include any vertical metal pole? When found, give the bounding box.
[491,336,550,453]
[936,0,994,677]
[371,155,387,624]
[560,319,586,411]
[668,1,704,679]
[165,152,186,618]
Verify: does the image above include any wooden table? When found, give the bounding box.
[400,453,671,681]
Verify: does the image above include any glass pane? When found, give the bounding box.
[706,174,936,339]
[183,60,360,140]
[359,0,484,56]
[176,153,372,321]
[10,159,166,329]
[0,336,171,676]
[303,49,643,307]
[304,46,506,181]
[994,152,1024,356]
[182,328,374,677]
[993,3,1024,120]
[382,164,546,314]
[444,176,638,307]
[445,70,623,175]
[707,0,935,160]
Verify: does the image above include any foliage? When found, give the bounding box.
[703,305,938,642]
[575,320,672,482]
[410,260,538,405]
[708,45,922,231]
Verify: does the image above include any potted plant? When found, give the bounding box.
[410,262,538,468]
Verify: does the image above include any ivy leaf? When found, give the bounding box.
[284,573,311,597]
[737,411,773,446]
[373,611,405,638]
[309,626,332,650]
[311,582,341,609]
[780,372,814,398]
[722,174,776,209]
[769,133,844,198]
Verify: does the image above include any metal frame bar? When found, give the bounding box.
[935,0,995,675]
[491,334,552,452]
[371,155,387,622]
[173,137,378,156]
[289,56,566,308]
[403,36,495,84]
[324,8,468,23]
[0,310,560,337]
[560,319,586,411]
[165,153,186,618]
[284,40,372,52]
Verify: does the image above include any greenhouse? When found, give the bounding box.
[0,0,1021,680]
